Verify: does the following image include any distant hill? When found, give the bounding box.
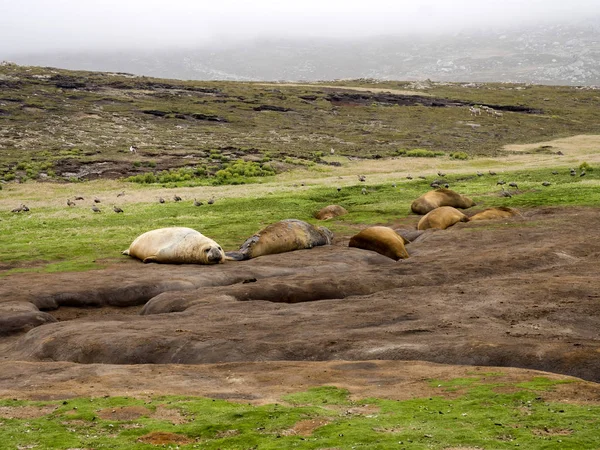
[5,19,600,85]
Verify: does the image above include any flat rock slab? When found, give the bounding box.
[1,207,599,384]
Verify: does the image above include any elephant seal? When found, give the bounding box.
[225,219,333,261]
[417,206,470,231]
[315,204,348,220]
[469,206,520,221]
[411,188,475,215]
[122,227,225,264]
[349,226,409,261]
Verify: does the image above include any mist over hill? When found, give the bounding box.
[5,19,600,85]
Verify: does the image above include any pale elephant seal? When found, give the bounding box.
[225,219,333,261]
[123,227,225,264]
[469,206,520,221]
[315,204,348,220]
[349,226,409,261]
[417,206,470,231]
[411,188,475,215]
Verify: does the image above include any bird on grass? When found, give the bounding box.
[570,168,577,176]
[406,175,413,180]
[496,180,506,186]
[392,182,397,188]
[580,171,586,177]
[67,199,76,207]
[358,175,366,182]
[193,199,203,206]
[551,171,559,175]
[94,197,101,203]
[437,171,446,177]
[113,205,124,213]
[336,186,342,192]
[361,188,367,195]
[500,188,512,198]
[207,197,215,205]
[444,183,450,188]
[476,171,483,177]
[508,182,518,189]
[542,181,551,186]
[117,191,125,197]
[11,205,25,213]
[21,204,29,212]
[91,205,101,213]
[74,196,84,201]
[489,170,497,176]
[159,197,165,204]
[430,182,440,189]
[174,195,182,202]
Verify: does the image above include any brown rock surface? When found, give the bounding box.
[0,207,599,401]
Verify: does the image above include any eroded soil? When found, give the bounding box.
[0,206,599,401]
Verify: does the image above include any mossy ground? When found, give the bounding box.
[0,378,597,449]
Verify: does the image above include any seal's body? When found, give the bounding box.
[226,219,333,261]
[315,205,348,220]
[470,207,519,221]
[123,227,225,264]
[349,226,409,261]
[411,188,475,215]
[417,206,470,231]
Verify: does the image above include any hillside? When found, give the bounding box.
[1,63,599,182]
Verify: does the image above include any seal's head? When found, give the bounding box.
[203,244,225,264]
[318,226,334,244]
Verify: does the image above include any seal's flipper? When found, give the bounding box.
[225,251,248,261]
[142,256,158,263]
[122,249,130,256]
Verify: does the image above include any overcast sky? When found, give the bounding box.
[1,0,599,55]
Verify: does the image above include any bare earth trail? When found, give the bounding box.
[1,206,599,401]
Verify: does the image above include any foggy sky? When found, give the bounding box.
[1,0,599,55]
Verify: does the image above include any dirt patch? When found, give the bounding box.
[151,405,188,424]
[137,431,193,446]
[282,418,331,436]
[0,405,57,419]
[531,428,573,436]
[96,405,151,421]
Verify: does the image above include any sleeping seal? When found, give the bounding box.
[315,204,348,220]
[417,206,470,231]
[469,206,520,221]
[226,219,333,261]
[123,227,225,264]
[349,226,409,261]
[411,188,475,215]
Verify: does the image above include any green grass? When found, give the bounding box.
[0,378,597,449]
[2,166,600,275]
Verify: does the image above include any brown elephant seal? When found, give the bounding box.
[122,227,225,264]
[349,226,409,261]
[417,206,470,231]
[411,188,475,215]
[315,204,348,220]
[225,219,333,261]
[469,206,520,221]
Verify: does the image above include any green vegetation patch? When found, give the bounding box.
[0,378,597,449]
[2,166,600,275]
[126,159,275,186]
